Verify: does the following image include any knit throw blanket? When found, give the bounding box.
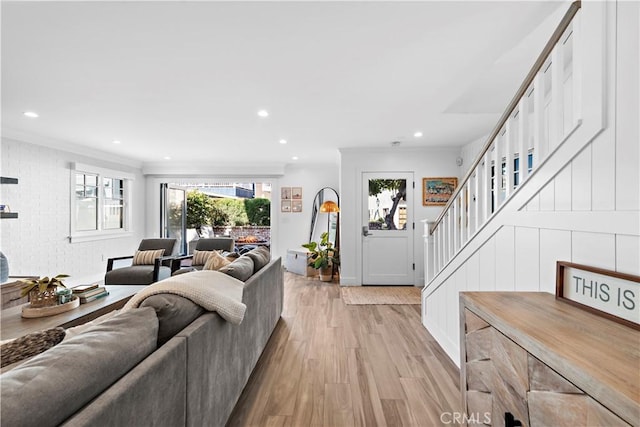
[123,270,246,324]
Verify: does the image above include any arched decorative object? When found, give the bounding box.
[309,187,340,250]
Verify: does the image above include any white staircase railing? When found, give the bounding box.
[425,1,582,283]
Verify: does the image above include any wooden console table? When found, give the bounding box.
[460,292,639,427]
[1,285,145,341]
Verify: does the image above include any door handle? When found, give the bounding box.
[362,226,371,237]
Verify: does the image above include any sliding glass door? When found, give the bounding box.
[160,184,187,255]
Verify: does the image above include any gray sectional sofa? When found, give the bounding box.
[1,254,284,427]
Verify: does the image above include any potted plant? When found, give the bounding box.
[302,232,339,282]
[20,274,70,308]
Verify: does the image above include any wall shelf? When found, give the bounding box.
[1,176,19,218]
[0,177,18,185]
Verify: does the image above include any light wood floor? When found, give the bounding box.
[227,273,461,427]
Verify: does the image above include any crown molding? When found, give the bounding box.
[1,128,143,169]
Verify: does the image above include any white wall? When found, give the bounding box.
[459,135,485,176]
[277,163,340,261]
[423,0,640,366]
[339,147,461,286]
[0,138,146,285]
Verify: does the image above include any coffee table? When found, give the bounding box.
[1,285,146,341]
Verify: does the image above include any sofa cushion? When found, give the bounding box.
[245,246,271,273]
[1,327,66,368]
[132,249,165,265]
[140,294,205,345]
[219,256,254,281]
[203,250,232,271]
[0,307,158,427]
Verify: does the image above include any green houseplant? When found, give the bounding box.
[20,274,69,308]
[302,232,339,282]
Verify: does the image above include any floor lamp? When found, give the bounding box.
[320,200,340,279]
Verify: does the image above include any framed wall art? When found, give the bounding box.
[281,187,292,200]
[422,177,458,206]
[292,187,302,200]
[281,200,292,213]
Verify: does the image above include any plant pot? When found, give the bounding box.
[319,267,333,282]
[29,286,59,308]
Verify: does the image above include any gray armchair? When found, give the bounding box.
[172,237,235,274]
[105,238,177,285]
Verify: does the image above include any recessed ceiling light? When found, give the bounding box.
[292,156,299,160]
[23,111,39,118]
[279,139,287,145]
[257,110,269,117]
[112,140,121,144]
[164,156,171,160]
[414,131,423,138]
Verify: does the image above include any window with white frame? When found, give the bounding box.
[71,163,133,242]
[103,177,124,229]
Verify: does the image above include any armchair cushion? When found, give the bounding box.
[105,265,172,285]
[132,249,165,265]
[192,250,215,266]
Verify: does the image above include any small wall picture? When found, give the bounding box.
[292,200,303,212]
[281,200,292,212]
[281,187,292,200]
[423,177,458,206]
[292,187,303,199]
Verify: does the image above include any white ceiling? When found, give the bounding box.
[1,1,568,168]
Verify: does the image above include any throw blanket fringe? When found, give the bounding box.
[123,270,246,324]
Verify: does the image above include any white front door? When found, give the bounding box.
[362,172,414,285]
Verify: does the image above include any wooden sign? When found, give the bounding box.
[556,261,640,330]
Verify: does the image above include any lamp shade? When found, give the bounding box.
[320,200,340,213]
